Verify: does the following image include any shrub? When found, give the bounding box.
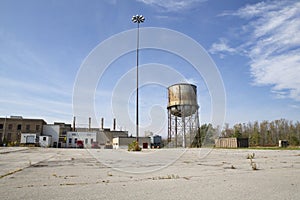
[128,140,141,151]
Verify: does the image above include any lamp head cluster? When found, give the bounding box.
[132,15,145,23]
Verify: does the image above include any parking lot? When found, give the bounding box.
[0,147,299,200]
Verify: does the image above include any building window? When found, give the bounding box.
[36,125,40,131]
[68,138,72,144]
[0,124,3,129]
[17,124,22,130]
[26,124,30,131]
[43,137,47,141]
[85,138,88,144]
[91,138,93,144]
[8,124,13,130]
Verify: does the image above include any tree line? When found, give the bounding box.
[192,119,300,147]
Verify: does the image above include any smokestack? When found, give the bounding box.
[73,116,76,131]
[113,118,116,131]
[101,118,104,130]
[89,117,91,130]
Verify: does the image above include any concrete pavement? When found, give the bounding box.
[0,148,299,200]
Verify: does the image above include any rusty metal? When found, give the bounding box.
[167,83,198,117]
[167,83,200,148]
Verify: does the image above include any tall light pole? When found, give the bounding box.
[132,14,145,146]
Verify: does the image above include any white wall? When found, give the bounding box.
[20,133,36,144]
[67,132,96,148]
[39,136,52,147]
[113,137,134,149]
[43,125,60,147]
[113,137,151,149]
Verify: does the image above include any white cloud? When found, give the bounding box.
[136,0,207,12]
[213,1,300,101]
[209,38,236,56]
[0,76,71,100]
[185,78,198,85]
[289,104,300,109]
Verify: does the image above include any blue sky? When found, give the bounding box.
[1,0,299,136]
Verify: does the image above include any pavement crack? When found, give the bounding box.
[0,168,23,179]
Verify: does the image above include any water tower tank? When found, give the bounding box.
[167,83,198,117]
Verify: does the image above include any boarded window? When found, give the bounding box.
[7,133,12,142]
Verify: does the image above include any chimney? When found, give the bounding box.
[113,118,116,131]
[73,116,76,131]
[101,118,104,130]
[88,117,91,130]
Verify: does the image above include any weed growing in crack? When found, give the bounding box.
[152,174,180,180]
[247,153,258,170]
[247,153,255,159]
[251,162,258,170]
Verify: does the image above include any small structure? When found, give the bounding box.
[20,133,37,145]
[66,132,96,148]
[279,140,289,148]
[215,137,249,148]
[39,135,52,147]
[150,135,162,148]
[113,137,151,149]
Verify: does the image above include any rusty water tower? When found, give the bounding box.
[167,83,200,148]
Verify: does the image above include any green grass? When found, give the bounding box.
[248,146,300,150]
[214,146,300,150]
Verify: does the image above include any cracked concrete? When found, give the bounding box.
[0,148,299,200]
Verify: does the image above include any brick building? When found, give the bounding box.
[0,116,46,145]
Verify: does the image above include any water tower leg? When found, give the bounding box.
[190,121,192,147]
[168,109,171,143]
[183,116,186,148]
[175,116,177,148]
